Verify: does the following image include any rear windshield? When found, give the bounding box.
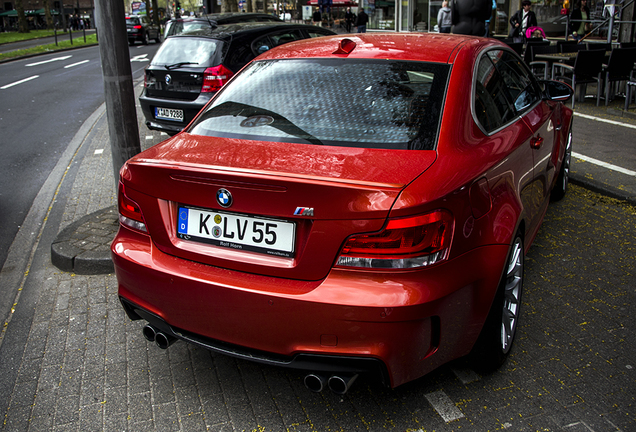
[126,17,141,25]
[165,20,212,37]
[151,37,222,68]
[189,59,449,150]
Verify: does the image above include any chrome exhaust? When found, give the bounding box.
[328,374,358,395]
[154,331,176,349]
[142,324,157,342]
[304,374,327,392]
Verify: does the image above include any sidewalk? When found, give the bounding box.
[0,61,635,430]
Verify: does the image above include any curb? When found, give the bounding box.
[50,206,117,275]
[569,173,636,206]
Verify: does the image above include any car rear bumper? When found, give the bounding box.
[112,225,508,388]
[139,92,212,134]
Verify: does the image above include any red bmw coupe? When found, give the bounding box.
[112,33,573,393]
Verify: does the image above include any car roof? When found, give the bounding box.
[167,13,281,24]
[255,32,504,64]
[169,22,334,40]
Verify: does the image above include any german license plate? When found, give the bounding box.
[177,207,295,258]
[155,107,184,122]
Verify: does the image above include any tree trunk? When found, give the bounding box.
[43,0,54,29]
[15,0,30,33]
[152,0,160,26]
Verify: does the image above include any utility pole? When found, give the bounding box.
[94,0,142,183]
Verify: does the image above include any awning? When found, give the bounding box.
[307,0,358,6]
[0,8,59,17]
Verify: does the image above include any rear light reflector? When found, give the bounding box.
[202,64,234,93]
[336,210,454,269]
[118,182,147,233]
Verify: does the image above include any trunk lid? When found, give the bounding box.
[122,134,437,280]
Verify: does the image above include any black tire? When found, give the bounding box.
[470,234,524,373]
[129,39,134,46]
[551,128,572,202]
[155,31,162,43]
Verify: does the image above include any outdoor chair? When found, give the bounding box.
[553,49,605,108]
[602,48,636,106]
[625,76,636,111]
[523,40,550,65]
[587,42,611,51]
[560,43,587,53]
[557,40,578,52]
[529,44,559,80]
[504,41,524,56]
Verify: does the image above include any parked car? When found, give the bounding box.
[164,13,282,37]
[126,15,161,45]
[139,23,335,135]
[114,33,574,392]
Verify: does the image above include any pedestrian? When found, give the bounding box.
[345,7,356,33]
[569,0,591,41]
[451,0,492,36]
[437,0,452,33]
[356,8,369,33]
[484,0,496,37]
[312,7,321,26]
[509,0,537,43]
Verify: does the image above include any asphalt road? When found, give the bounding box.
[0,42,159,272]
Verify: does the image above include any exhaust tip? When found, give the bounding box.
[304,374,326,393]
[154,331,176,349]
[328,374,358,395]
[142,324,157,342]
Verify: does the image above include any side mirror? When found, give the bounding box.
[257,45,270,54]
[542,80,574,102]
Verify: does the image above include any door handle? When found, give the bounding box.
[531,136,544,149]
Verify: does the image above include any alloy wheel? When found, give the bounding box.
[501,237,523,354]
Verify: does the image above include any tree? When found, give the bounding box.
[14,0,30,33]
[43,0,53,29]
[152,0,160,26]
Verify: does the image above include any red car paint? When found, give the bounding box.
[112,33,573,388]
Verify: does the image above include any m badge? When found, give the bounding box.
[294,207,314,216]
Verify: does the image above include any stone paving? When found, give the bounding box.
[0,84,635,431]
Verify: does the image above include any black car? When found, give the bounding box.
[140,23,335,135]
[164,13,282,38]
[126,15,162,45]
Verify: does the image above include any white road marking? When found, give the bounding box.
[573,152,636,176]
[574,112,636,130]
[425,390,465,422]
[1,75,39,89]
[64,60,90,69]
[571,113,636,176]
[130,54,149,62]
[94,149,104,155]
[25,55,72,67]
[451,367,481,384]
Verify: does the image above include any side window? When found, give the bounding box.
[252,35,274,55]
[226,41,257,72]
[474,53,516,133]
[307,30,333,38]
[269,30,302,47]
[487,50,541,113]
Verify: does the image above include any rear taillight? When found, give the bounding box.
[202,64,234,93]
[133,25,142,29]
[118,182,147,233]
[336,210,454,269]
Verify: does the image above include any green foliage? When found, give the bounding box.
[0,34,98,62]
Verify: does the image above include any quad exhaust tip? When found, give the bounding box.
[304,373,358,394]
[142,324,176,349]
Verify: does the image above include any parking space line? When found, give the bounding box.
[425,390,465,423]
[1,75,39,89]
[574,112,636,130]
[451,367,481,384]
[573,152,636,177]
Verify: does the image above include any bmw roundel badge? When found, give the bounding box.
[165,74,172,85]
[217,188,232,208]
